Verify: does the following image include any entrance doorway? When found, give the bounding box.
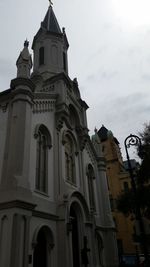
[33,228,47,267]
[33,226,54,267]
[70,205,81,267]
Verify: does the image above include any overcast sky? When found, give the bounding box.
[1,0,150,158]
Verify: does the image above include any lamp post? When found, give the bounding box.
[124,134,149,266]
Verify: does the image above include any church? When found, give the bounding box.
[0,3,118,267]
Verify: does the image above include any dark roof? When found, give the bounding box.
[98,125,120,144]
[0,88,11,97]
[41,5,62,34]
[98,125,108,141]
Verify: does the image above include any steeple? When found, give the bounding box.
[32,5,69,80]
[16,40,32,78]
[41,5,62,34]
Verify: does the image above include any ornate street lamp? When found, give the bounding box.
[124,134,149,266]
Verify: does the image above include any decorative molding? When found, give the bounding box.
[33,100,55,113]
[76,126,89,151]
[56,117,63,131]
[55,107,70,131]
[32,210,58,221]
[0,200,36,211]
[40,84,55,93]
[10,77,35,92]
[62,129,79,155]
[34,124,52,149]
[0,103,8,112]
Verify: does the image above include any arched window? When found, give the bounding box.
[69,104,80,128]
[64,134,76,184]
[39,47,44,66]
[34,125,52,193]
[63,52,67,72]
[87,164,96,211]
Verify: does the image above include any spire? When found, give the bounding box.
[16,40,32,78]
[41,5,61,34]
[32,4,69,78]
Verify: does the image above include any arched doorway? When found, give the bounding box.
[33,226,54,267]
[33,228,47,267]
[96,232,104,267]
[70,203,85,267]
[70,206,80,267]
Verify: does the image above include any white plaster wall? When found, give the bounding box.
[33,36,64,76]
[0,109,8,183]
[82,146,99,212]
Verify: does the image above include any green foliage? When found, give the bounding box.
[117,190,136,217]
[138,123,150,183]
[117,185,150,219]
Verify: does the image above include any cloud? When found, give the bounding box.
[0,58,15,90]
[87,92,150,158]
[141,74,150,81]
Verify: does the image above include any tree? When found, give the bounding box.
[138,123,150,184]
[117,123,150,219]
[117,184,150,219]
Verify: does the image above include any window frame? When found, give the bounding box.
[87,164,96,212]
[34,124,52,194]
[39,46,45,66]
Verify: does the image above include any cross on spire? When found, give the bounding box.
[49,0,53,6]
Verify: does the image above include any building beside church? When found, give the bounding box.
[0,4,118,267]
[98,126,142,262]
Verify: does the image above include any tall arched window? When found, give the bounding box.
[87,164,96,211]
[63,52,67,72]
[39,47,44,66]
[64,134,76,184]
[34,125,52,193]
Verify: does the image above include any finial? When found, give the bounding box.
[49,0,53,6]
[95,127,98,133]
[24,39,29,47]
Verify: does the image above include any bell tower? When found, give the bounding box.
[32,4,69,80]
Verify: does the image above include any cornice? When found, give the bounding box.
[0,200,36,211]
[95,225,117,232]
[33,93,58,100]
[33,210,58,221]
[32,28,63,49]
[10,78,35,92]
[43,72,72,89]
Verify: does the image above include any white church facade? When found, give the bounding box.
[0,4,118,267]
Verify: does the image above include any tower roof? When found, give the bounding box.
[41,5,62,34]
[98,125,109,141]
[98,125,120,144]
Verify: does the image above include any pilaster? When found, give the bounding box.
[0,78,35,202]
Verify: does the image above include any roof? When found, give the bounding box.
[41,5,62,34]
[98,125,120,144]
[98,125,109,141]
